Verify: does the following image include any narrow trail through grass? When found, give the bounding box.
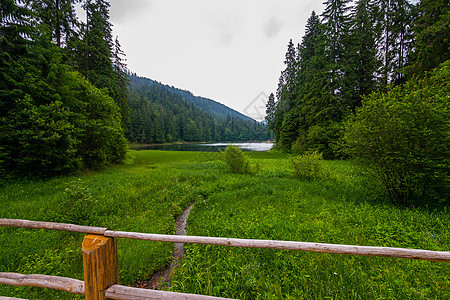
[1,150,448,299]
[137,203,195,289]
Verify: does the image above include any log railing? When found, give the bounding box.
[1,218,449,299]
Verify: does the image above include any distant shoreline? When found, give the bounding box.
[129,140,271,148]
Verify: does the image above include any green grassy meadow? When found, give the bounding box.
[0,150,449,299]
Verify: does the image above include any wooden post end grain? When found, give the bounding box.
[82,234,119,300]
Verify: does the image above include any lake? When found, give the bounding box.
[131,142,274,152]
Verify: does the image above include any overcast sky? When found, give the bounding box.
[102,0,325,121]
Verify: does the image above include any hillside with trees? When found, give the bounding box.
[0,1,268,179]
[127,75,268,144]
[164,82,254,122]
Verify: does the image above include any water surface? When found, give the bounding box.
[132,142,273,152]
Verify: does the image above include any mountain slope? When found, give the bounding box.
[130,75,254,121]
[126,75,268,143]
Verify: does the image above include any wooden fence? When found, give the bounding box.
[1,218,449,299]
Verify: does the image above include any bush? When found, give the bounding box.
[289,151,324,180]
[222,145,256,174]
[344,61,449,206]
[57,179,96,225]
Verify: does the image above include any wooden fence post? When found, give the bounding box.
[82,234,119,300]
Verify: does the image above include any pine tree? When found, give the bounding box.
[74,0,130,124]
[374,0,413,86]
[112,36,130,124]
[28,0,79,47]
[390,0,414,84]
[343,0,380,110]
[407,0,450,76]
[274,39,298,148]
[80,0,114,89]
[297,11,333,127]
[321,0,352,103]
[265,92,276,135]
[0,0,33,113]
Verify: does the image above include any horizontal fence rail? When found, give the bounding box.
[1,219,449,262]
[1,218,449,300]
[0,273,85,295]
[0,273,233,300]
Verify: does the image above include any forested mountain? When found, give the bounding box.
[126,75,268,144]
[131,76,253,122]
[267,0,449,158]
[166,85,254,122]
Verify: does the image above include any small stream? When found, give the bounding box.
[136,203,195,289]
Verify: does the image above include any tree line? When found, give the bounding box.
[1,0,129,178]
[266,0,449,159]
[0,1,269,179]
[127,75,268,144]
[266,0,449,206]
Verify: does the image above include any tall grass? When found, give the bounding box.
[169,158,449,299]
[0,150,448,299]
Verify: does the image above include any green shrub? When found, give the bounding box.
[344,61,449,206]
[222,145,255,174]
[57,179,96,225]
[289,151,324,180]
[291,134,307,155]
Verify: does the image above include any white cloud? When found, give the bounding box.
[109,0,152,25]
[108,0,325,117]
[263,16,285,39]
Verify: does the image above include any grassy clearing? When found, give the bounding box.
[0,150,449,299]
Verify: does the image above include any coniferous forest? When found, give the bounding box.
[0,0,268,179]
[267,0,449,159]
[127,75,268,144]
[1,0,129,177]
[0,1,449,299]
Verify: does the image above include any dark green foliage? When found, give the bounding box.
[344,0,381,109]
[0,51,127,176]
[344,61,449,206]
[166,85,254,122]
[271,0,433,160]
[127,75,268,143]
[407,0,450,76]
[112,36,130,125]
[28,0,79,47]
[4,95,82,176]
[0,1,128,177]
[264,93,276,135]
[274,11,344,157]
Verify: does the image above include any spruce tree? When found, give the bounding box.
[343,0,380,110]
[28,0,79,47]
[374,0,413,86]
[274,39,298,149]
[112,36,130,125]
[407,0,450,77]
[265,93,276,136]
[321,0,352,104]
[297,11,334,128]
[80,0,115,90]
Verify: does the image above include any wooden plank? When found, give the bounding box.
[104,231,450,263]
[0,219,107,235]
[0,272,84,295]
[83,235,119,300]
[1,218,449,262]
[105,285,236,300]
